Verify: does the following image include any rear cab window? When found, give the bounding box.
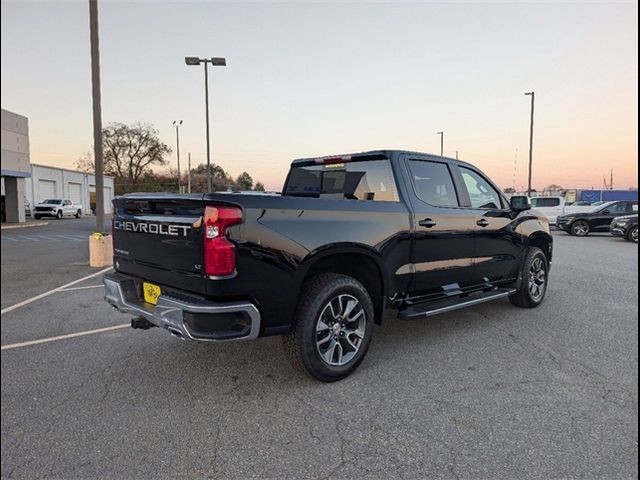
[284,158,399,202]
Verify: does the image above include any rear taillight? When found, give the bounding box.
[203,205,243,276]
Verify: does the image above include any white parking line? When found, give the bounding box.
[0,266,113,315]
[60,284,104,292]
[1,324,129,351]
[34,235,62,241]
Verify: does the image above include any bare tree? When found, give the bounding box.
[75,123,171,191]
[102,123,171,188]
[74,151,95,173]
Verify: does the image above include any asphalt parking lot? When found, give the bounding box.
[1,227,637,479]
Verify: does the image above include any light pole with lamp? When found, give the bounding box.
[185,56,226,192]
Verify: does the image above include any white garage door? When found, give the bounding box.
[68,182,82,206]
[38,180,56,202]
[103,186,112,211]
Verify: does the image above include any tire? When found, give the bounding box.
[570,220,590,237]
[284,273,374,382]
[510,247,549,308]
[627,226,638,243]
[56,210,63,220]
[34,215,41,220]
[75,209,82,218]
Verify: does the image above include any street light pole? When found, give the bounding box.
[89,0,104,233]
[203,62,211,192]
[185,56,226,192]
[173,120,183,193]
[188,152,191,193]
[437,131,444,156]
[525,91,535,197]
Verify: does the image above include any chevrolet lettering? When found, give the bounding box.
[104,150,552,382]
[113,220,191,237]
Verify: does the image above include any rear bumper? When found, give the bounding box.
[103,272,261,342]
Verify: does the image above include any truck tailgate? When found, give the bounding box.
[112,195,207,294]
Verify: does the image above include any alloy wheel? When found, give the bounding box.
[315,294,366,366]
[528,256,547,302]
[572,221,589,236]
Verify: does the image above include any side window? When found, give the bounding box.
[615,202,636,214]
[64,200,71,206]
[407,160,459,207]
[459,167,503,210]
[534,198,560,207]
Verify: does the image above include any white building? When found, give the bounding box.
[1,108,114,222]
[26,164,114,215]
[1,108,30,222]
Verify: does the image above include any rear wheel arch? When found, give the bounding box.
[297,246,387,324]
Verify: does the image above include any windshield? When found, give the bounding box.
[42,199,62,204]
[590,201,615,213]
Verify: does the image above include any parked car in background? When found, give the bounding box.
[530,196,596,225]
[610,214,638,243]
[33,199,83,220]
[557,201,638,236]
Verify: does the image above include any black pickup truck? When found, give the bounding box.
[104,150,552,381]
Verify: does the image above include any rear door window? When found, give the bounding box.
[285,160,398,201]
[609,202,637,214]
[407,160,459,207]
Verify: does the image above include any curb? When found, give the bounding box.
[1,222,50,231]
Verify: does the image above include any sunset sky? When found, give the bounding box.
[1,0,638,192]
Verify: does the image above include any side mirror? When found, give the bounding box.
[510,195,531,212]
[601,210,610,215]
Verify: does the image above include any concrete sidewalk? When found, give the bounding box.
[1,220,49,230]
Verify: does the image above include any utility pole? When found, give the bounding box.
[524,91,535,197]
[455,150,459,160]
[437,131,444,156]
[173,120,183,192]
[188,152,191,193]
[610,169,613,190]
[89,0,104,233]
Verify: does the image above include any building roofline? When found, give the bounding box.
[1,108,29,120]
[31,163,114,179]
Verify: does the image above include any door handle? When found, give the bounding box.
[476,218,490,227]
[418,218,437,228]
